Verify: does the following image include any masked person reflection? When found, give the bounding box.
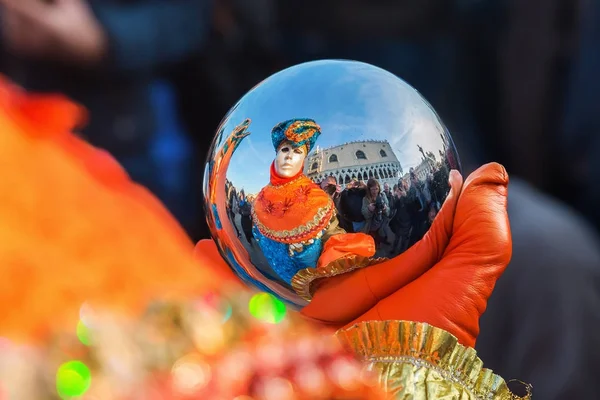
[251,118,376,285]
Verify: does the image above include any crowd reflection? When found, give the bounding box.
[325,158,449,258]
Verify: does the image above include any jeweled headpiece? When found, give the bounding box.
[271,118,321,153]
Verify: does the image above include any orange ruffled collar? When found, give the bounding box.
[253,163,334,244]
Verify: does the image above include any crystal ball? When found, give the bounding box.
[203,60,461,309]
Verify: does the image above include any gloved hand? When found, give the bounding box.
[196,164,511,348]
[350,164,510,348]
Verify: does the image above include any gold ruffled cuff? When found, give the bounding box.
[291,255,386,302]
[336,320,532,400]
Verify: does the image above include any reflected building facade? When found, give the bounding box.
[304,140,403,187]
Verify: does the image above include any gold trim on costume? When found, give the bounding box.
[291,255,387,302]
[336,320,532,400]
[252,198,335,244]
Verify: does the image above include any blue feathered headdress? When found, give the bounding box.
[271,118,321,153]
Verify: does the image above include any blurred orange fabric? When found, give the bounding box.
[0,76,226,343]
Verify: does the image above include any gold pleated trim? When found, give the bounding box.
[336,321,532,400]
[252,198,335,244]
[291,255,387,302]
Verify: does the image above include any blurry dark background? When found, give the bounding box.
[0,0,599,398]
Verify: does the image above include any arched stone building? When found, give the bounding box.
[304,140,403,188]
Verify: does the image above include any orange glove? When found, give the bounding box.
[349,164,510,348]
[0,76,232,343]
[195,164,511,348]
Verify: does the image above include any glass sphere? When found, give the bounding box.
[203,60,460,309]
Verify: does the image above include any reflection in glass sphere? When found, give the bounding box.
[203,60,461,309]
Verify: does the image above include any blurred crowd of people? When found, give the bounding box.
[1,0,599,398]
[319,163,448,258]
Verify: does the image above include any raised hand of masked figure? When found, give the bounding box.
[196,163,511,349]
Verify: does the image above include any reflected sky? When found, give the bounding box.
[214,60,449,195]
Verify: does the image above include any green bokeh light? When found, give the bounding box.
[56,360,91,399]
[248,293,287,324]
[76,320,91,346]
